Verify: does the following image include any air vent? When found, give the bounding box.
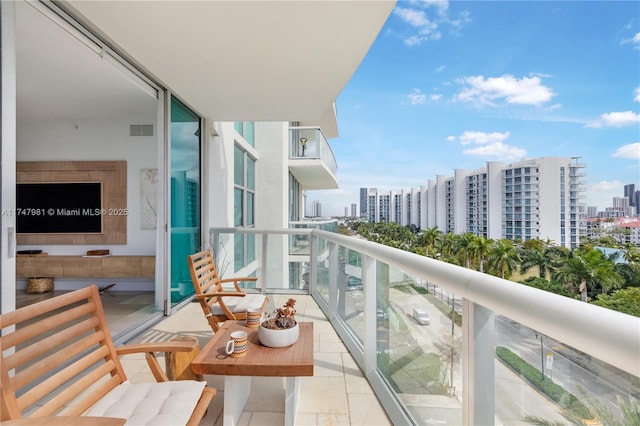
[130,124,154,136]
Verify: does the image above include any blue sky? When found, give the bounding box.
[308,0,640,217]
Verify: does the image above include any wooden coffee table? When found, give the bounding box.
[191,321,314,426]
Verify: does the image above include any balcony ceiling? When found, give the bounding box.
[59,0,395,124]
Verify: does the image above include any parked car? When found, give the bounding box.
[376,307,389,323]
[345,275,363,291]
[412,308,430,325]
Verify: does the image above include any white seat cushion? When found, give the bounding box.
[84,380,205,425]
[211,293,266,316]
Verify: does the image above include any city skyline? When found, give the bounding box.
[307,1,640,217]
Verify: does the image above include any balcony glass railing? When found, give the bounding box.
[289,126,338,175]
[289,219,338,255]
[209,227,640,425]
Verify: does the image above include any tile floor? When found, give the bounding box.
[121,295,393,426]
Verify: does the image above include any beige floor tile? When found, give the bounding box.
[247,411,285,425]
[316,414,351,426]
[348,394,392,426]
[314,352,345,377]
[298,377,349,415]
[113,294,392,425]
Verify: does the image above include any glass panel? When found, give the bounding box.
[170,97,200,305]
[247,234,255,263]
[247,158,255,190]
[373,265,463,425]
[234,121,243,135]
[245,122,255,146]
[234,146,244,186]
[247,192,254,226]
[234,234,244,273]
[234,188,243,227]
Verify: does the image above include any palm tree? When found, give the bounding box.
[553,249,624,302]
[520,245,565,279]
[470,235,492,273]
[454,232,476,269]
[487,239,520,279]
[420,226,441,258]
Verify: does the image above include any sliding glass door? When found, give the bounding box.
[169,97,201,306]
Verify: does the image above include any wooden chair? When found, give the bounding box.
[187,249,268,332]
[0,285,216,425]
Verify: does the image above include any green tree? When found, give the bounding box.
[592,287,640,317]
[470,235,492,273]
[420,226,441,258]
[487,239,520,279]
[553,249,624,302]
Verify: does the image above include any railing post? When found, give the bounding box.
[328,242,338,320]
[308,231,316,295]
[261,233,268,294]
[462,300,495,425]
[362,255,377,376]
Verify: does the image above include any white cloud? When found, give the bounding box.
[463,142,526,161]
[621,32,640,49]
[458,131,510,145]
[393,1,468,46]
[407,88,427,105]
[394,7,430,27]
[435,65,446,72]
[451,130,525,161]
[455,74,556,106]
[587,111,640,128]
[634,87,640,102]
[431,94,442,101]
[612,143,640,159]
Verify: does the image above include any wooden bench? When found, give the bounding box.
[0,285,216,424]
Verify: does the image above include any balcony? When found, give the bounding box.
[289,127,338,190]
[201,227,640,424]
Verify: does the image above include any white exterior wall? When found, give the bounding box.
[454,169,468,234]
[419,185,427,230]
[410,187,420,229]
[486,162,505,241]
[427,179,436,229]
[207,121,291,289]
[537,158,565,246]
[208,122,236,231]
[435,175,448,231]
[255,122,288,288]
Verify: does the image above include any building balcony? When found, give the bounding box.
[289,127,338,190]
[204,227,639,425]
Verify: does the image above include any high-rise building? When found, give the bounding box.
[351,203,357,217]
[624,184,636,207]
[362,157,587,248]
[311,200,322,217]
[359,187,368,217]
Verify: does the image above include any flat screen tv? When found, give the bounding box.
[16,182,103,234]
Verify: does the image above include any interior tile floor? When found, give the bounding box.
[16,288,157,338]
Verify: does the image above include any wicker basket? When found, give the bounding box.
[27,277,54,294]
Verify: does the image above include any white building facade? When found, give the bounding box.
[363,157,587,248]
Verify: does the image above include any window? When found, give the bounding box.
[234,145,256,273]
[234,121,255,146]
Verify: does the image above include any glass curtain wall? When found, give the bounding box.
[170,97,201,305]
